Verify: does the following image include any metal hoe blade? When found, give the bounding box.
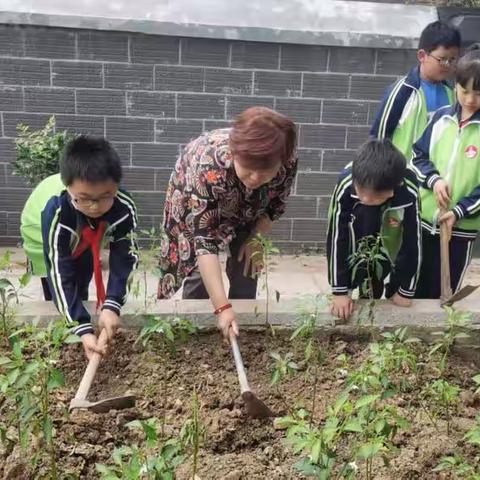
[441,284,480,306]
[241,391,274,419]
[69,394,136,413]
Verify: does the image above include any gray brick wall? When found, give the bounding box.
[0,24,417,249]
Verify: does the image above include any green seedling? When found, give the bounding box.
[270,352,299,386]
[128,228,162,311]
[278,329,415,479]
[136,315,197,439]
[179,388,206,479]
[348,235,389,329]
[136,315,197,353]
[435,412,480,479]
[13,116,76,187]
[429,307,471,373]
[434,454,480,479]
[0,251,31,343]
[249,233,280,333]
[96,418,184,480]
[464,413,480,446]
[347,395,409,480]
[0,320,79,478]
[291,294,326,425]
[421,379,460,435]
[278,408,341,479]
[269,351,298,414]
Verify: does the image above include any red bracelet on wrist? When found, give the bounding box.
[214,303,232,315]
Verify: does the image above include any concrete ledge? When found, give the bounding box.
[0,0,437,48]
[14,297,480,364]
[15,296,480,328]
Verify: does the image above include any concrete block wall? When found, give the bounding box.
[0,24,417,250]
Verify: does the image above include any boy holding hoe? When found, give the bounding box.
[21,136,138,360]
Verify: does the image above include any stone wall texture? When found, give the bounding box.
[0,24,417,250]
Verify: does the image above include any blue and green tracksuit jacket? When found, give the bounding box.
[327,167,422,298]
[412,104,480,239]
[371,66,454,160]
[23,175,139,336]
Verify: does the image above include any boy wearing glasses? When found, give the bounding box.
[371,21,461,159]
[20,136,138,360]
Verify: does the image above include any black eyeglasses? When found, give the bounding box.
[428,53,458,67]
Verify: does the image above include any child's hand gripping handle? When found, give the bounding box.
[74,329,109,402]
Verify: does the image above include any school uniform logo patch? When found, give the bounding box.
[388,217,400,227]
[465,145,478,159]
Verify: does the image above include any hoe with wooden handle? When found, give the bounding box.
[229,331,273,419]
[69,329,135,413]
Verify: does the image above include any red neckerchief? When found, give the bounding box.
[72,221,107,310]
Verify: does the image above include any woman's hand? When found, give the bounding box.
[217,308,239,338]
[238,238,264,277]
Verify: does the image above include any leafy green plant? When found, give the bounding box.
[347,395,408,480]
[136,315,197,352]
[136,315,197,439]
[13,116,76,187]
[96,418,184,480]
[433,454,480,479]
[429,307,471,373]
[291,294,326,425]
[278,329,414,479]
[0,320,79,478]
[277,407,342,479]
[421,379,460,435]
[280,388,408,479]
[0,251,30,343]
[464,413,480,446]
[270,352,298,386]
[249,233,280,332]
[128,228,162,311]
[179,388,206,479]
[435,411,480,478]
[348,235,389,329]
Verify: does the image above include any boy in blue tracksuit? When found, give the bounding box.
[371,21,460,160]
[327,139,421,320]
[21,136,138,360]
[412,47,480,298]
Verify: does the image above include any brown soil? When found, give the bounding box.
[1,329,479,479]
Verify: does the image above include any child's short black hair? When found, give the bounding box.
[457,44,480,91]
[60,136,122,186]
[352,139,406,191]
[418,21,461,53]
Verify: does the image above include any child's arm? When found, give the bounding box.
[391,175,421,300]
[327,177,353,318]
[41,201,94,336]
[411,110,451,209]
[102,191,138,328]
[370,79,408,140]
[411,117,440,188]
[450,184,480,221]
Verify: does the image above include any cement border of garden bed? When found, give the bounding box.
[15,297,480,364]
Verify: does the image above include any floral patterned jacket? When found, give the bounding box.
[157,128,297,298]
